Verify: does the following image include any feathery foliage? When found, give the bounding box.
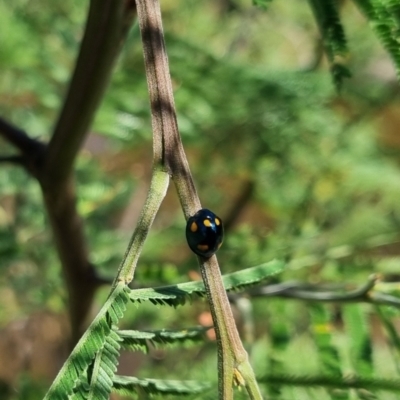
[44,261,283,398]
[374,306,400,370]
[128,260,285,307]
[308,0,351,88]
[5,0,400,399]
[310,306,342,378]
[44,283,129,400]
[112,375,212,397]
[353,0,400,78]
[118,326,211,353]
[85,329,122,400]
[343,304,372,376]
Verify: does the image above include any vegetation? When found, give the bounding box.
[1,0,400,399]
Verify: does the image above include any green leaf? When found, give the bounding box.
[112,375,212,397]
[353,0,400,79]
[342,304,372,376]
[374,306,400,371]
[308,0,351,88]
[43,282,130,400]
[310,305,345,400]
[118,326,211,353]
[266,301,291,398]
[311,306,342,373]
[129,259,285,307]
[87,329,122,400]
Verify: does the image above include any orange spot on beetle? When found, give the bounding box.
[190,222,198,232]
[215,218,220,226]
[197,244,209,251]
[203,219,212,227]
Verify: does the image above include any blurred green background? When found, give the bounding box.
[1,0,400,398]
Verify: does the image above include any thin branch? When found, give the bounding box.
[0,154,26,166]
[249,274,376,300]
[136,0,201,217]
[0,116,45,155]
[370,292,400,308]
[258,373,400,391]
[247,274,400,309]
[113,169,170,285]
[0,117,46,176]
[135,1,262,398]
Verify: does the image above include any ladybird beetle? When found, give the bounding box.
[186,208,224,258]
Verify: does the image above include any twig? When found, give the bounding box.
[0,117,46,176]
[0,117,45,156]
[258,373,400,391]
[247,274,400,309]
[0,155,26,166]
[253,274,376,301]
[371,292,400,308]
[134,0,262,398]
[113,169,170,285]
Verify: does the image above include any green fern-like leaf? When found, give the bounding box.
[259,373,400,392]
[308,0,351,88]
[70,372,90,400]
[353,0,400,78]
[129,260,284,307]
[310,305,345,400]
[86,329,122,400]
[118,326,211,353]
[387,0,400,28]
[265,302,291,398]
[343,304,372,376]
[311,305,342,375]
[112,375,211,397]
[375,305,400,369]
[44,282,130,400]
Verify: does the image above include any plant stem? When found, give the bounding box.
[113,168,169,286]
[135,0,263,397]
[0,117,45,156]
